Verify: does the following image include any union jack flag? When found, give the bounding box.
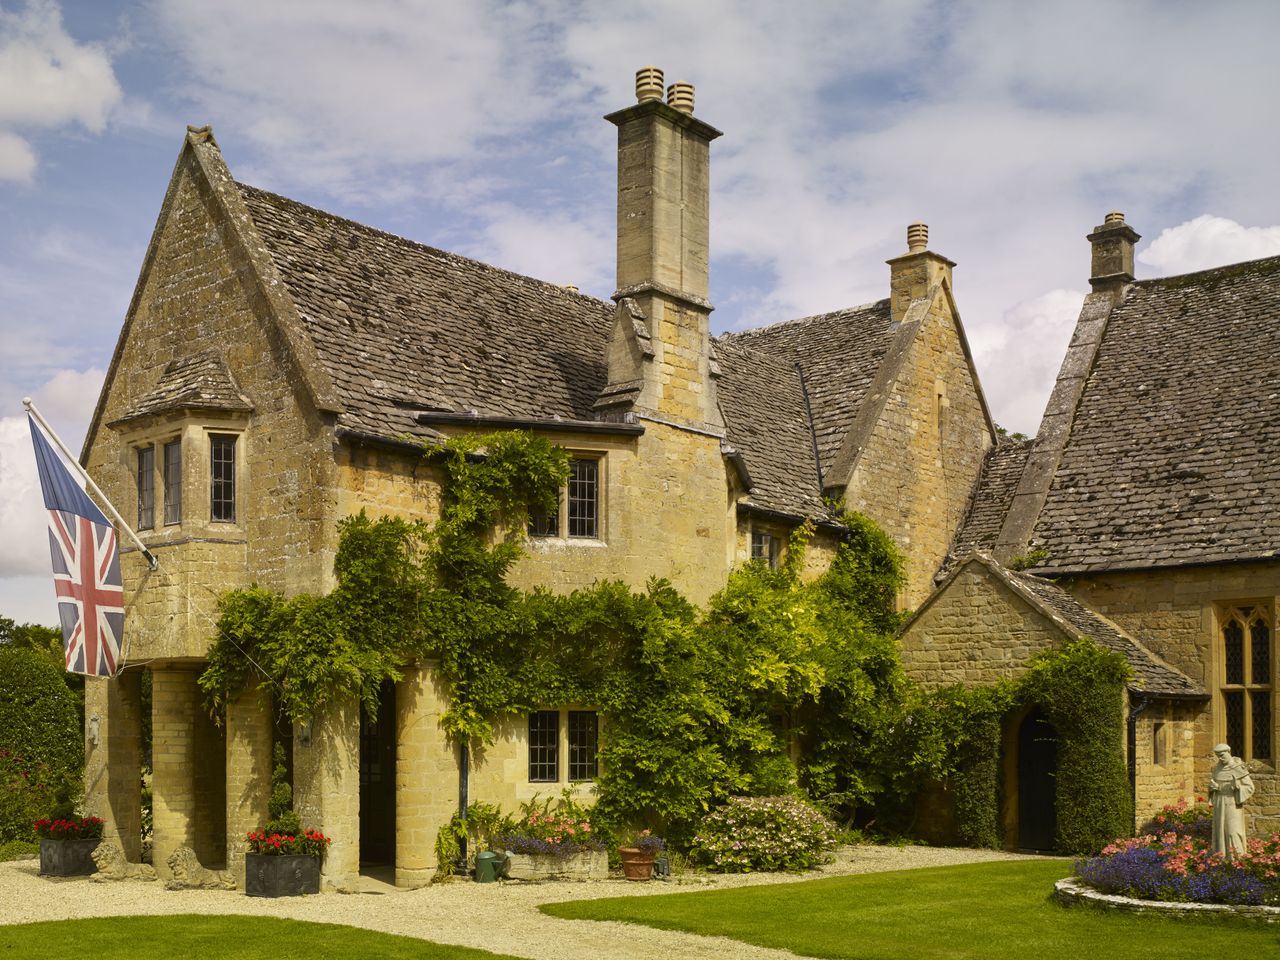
[28,415,124,677]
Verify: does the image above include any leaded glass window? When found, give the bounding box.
[567,711,598,781]
[528,711,559,782]
[210,434,237,523]
[163,439,182,525]
[1219,603,1273,762]
[136,446,154,529]
[567,458,598,538]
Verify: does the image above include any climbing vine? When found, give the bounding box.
[199,433,912,840]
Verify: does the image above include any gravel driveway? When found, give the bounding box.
[1,846,1053,960]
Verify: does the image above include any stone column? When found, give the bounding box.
[83,670,143,861]
[293,695,360,891]
[225,678,272,886]
[150,664,200,879]
[395,663,458,888]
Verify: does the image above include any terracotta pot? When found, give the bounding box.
[619,846,655,881]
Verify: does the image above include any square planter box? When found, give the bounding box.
[505,849,607,881]
[39,838,100,877]
[244,853,321,897]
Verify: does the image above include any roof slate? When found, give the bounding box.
[238,184,900,522]
[1007,568,1205,698]
[1031,255,1280,572]
[944,437,1034,569]
[717,302,895,483]
[111,351,252,425]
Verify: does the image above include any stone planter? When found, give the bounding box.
[39,838,101,877]
[619,847,655,881]
[244,853,321,897]
[505,849,607,881]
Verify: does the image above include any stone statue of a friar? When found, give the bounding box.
[1208,743,1254,859]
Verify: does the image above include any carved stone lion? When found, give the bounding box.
[165,846,237,890]
[89,841,157,882]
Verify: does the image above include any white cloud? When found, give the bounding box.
[0,127,34,180]
[0,0,121,181]
[471,204,613,296]
[1138,215,1280,277]
[973,289,1086,437]
[0,367,104,584]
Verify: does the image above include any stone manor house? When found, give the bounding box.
[78,69,1279,886]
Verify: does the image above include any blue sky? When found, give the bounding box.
[3,0,1280,625]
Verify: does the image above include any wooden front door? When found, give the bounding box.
[1017,707,1057,851]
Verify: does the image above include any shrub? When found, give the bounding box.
[0,750,53,844]
[1140,797,1211,842]
[0,838,37,861]
[691,795,838,872]
[0,647,82,843]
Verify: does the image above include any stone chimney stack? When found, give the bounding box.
[596,67,725,430]
[886,222,955,324]
[1088,211,1140,299]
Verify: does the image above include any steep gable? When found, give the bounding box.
[1029,255,1280,572]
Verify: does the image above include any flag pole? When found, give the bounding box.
[23,398,159,571]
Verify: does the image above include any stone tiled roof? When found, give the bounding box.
[945,438,1034,568]
[238,184,615,442]
[110,351,252,426]
[1029,255,1280,572]
[714,339,825,518]
[238,184,900,521]
[1008,568,1205,698]
[717,302,895,483]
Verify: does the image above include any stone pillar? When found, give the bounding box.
[83,669,143,861]
[150,664,200,879]
[225,678,272,885]
[293,695,360,891]
[395,664,458,888]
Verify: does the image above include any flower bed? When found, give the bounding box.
[496,808,604,859]
[1074,800,1280,907]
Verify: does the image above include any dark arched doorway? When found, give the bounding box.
[1017,707,1057,851]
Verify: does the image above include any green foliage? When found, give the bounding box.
[435,801,518,874]
[199,432,568,729]
[0,838,37,861]
[200,431,912,848]
[1020,638,1132,854]
[265,742,301,836]
[690,795,839,872]
[0,646,82,842]
[1006,547,1050,571]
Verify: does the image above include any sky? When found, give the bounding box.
[2,0,1280,626]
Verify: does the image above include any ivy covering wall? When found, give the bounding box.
[199,430,1135,852]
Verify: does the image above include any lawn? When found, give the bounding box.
[0,915,521,960]
[541,860,1278,958]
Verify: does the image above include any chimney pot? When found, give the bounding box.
[667,82,695,114]
[635,66,664,103]
[1104,210,1125,224]
[907,222,929,253]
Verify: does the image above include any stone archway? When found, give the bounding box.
[1016,706,1058,851]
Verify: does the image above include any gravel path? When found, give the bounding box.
[1,846,1057,959]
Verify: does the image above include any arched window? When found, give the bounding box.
[1219,603,1272,762]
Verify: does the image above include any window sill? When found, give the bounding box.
[527,537,608,549]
